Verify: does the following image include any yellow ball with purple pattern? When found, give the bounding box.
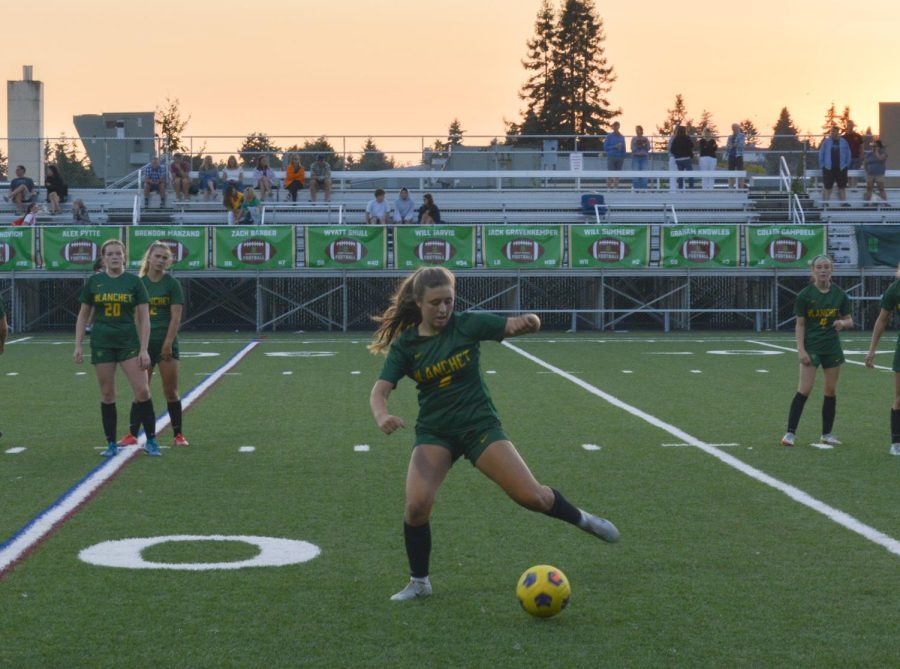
[516,564,571,618]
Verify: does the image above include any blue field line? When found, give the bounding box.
[0,339,261,574]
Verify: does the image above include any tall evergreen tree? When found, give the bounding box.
[447,119,465,146]
[155,97,190,155]
[44,136,102,187]
[739,119,759,147]
[238,133,283,168]
[838,105,854,134]
[655,94,694,150]
[822,102,838,133]
[355,138,394,171]
[512,0,556,136]
[696,110,718,137]
[768,107,804,173]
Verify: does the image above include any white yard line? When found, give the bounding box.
[502,340,900,558]
[5,337,32,345]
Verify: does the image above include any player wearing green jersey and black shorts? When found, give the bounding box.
[782,255,853,448]
[118,242,189,447]
[74,239,160,457]
[369,267,619,602]
[865,262,900,456]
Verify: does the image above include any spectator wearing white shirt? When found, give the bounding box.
[366,188,391,224]
[393,188,416,223]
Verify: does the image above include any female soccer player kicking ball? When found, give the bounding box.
[369,267,619,602]
[74,239,160,457]
[864,262,900,456]
[781,255,852,447]
[118,242,189,447]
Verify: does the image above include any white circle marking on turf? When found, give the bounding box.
[581,444,601,451]
[707,349,783,356]
[353,444,370,452]
[239,446,256,453]
[265,351,336,358]
[78,535,321,570]
[5,447,26,454]
[179,352,221,358]
[810,442,835,450]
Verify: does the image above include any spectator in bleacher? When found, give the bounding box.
[4,165,35,214]
[418,193,441,225]
[72,198,92,224]
[819,126,851,206]
[222,155,244,192]
[223,184,243,225]
[309,155,332,203]
[240,186,261,224]
[697,128,718,190]
[863,140,889,205]
[170,153,192,201]
[198,155,219,201]
[143,158,166,208]
[365,189,391,224]
[393,188,417,223]
[630,125,651,190]
[670,126,695,190]
[284,155,306,202]
[44,164,68,215]
[725,124,746,189]
[13,202,38,226]
[603,121,626,189]
[843,121,864,188]
[254,156,276,201]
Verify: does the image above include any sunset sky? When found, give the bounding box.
[3,0,898,161]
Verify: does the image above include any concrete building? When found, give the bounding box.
[879,102,900,171]
[6,65,44,183]
[73,111,155,184]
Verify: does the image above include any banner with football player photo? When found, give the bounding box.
[482,225,563,269]
[213,226,294,270]
[41,226,123,270]
[568,225,650,269]
[305,226,387,269]
[745,225,826,268]
[394,226,476,270]
[660,225,739,269]
[127,226,208,271]
[0,227,36,271]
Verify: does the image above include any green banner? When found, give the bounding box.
[213,226,294,270]
[569,225,649,268]
[856,226,900,268]
[128,226,208,271]
[0,227,36,271]
[305,226,386,269]
[745,225,826,268]
[661,225,739,268]
[394,226,475,269]
[483,225,563,269]
[41,227,122,270]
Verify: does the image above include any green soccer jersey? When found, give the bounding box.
[79,271,149,349]
[794,282,850,355]
[0,298,5,318]
[879,280,900,322]
[379,311,508,434]
[143,273,185,339]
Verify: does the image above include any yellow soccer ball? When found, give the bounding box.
[516,564,571,618]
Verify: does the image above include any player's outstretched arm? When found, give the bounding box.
[370,379,406,435]
[505,313,541,338]
[866,309,891,368]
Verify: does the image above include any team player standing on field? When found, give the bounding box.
[74,239,160,457]
[118,242,189,447]
[781,255,853,447]
[865,262,900,456]
[369,267,619,602]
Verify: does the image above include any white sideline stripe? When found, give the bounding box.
[6,337,32,345]
[502,340,900,558]
[0,340,260,575]
[747,339,892,371]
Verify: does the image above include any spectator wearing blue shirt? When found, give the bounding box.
[603,121,626,189]
[366,188,391,225]
[393,188,417,223]
[819,126,852,205]
[725,124,746,189]
[143,158,167,208]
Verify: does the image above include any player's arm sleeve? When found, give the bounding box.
[134,280,149,305]
[840,292,852,316]
[171,279,185,305]
[793,293,807,318]
[457,312,508,342]
[378,344,408,387]
[78,280,93,305]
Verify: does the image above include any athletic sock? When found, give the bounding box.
[168,400,183,435]
[890,409,900,444]
[544,488,584,527]
[100,402,117,443]
[822,395,836,435]
[136,399,156,439]
[129,402,140,437]
[787,392,809,433]
[403,522,431,579]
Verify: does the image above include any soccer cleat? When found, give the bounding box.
[390,577,432,602]
[890,444,900,456]
[173,433,190,447]
[101,442,119,458]
[579,512,620,543]
[781,432,795,447]
[820,434,842,446]
[144,438,162,457]
[117,433,139,447]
